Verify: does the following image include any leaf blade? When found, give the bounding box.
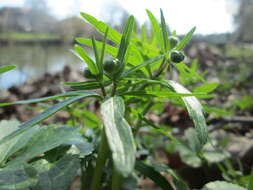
[0,93,100,147]
[0,65,16,75]
[176,27,196,50]
[101,96,136,177]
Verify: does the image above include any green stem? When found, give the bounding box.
[111,82,117,96]
[90,130,109,190]
[81,159,93,190]
[99,81,107,97]
[111,168,123,190]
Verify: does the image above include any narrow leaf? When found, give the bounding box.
[0,93,100,146]
[146,9,162,47]
[80,12,121,44]
[160,9,170,51]
[74,45,99,75]
[176,27,196,50]
[0,91,93,107]
[100,27,109,70]
[0,65,16,75]
[193,82,219,93]
[76,37,117,57]
[101,96,136,177]
[91,36,101,73]
[122,55,163,78]
[117,15,135,63]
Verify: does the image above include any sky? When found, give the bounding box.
[0,0,238,35]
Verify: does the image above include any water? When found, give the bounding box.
[0,45,83,89]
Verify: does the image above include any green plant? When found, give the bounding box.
[0,9,248,190]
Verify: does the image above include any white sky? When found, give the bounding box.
[0,0,237,34]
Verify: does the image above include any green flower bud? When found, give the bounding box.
[83,68,96,79]
[170,50,185,63]
[103,59,120,74]
[169,36,179,49]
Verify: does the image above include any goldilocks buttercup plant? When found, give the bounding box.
[1,9,247,190]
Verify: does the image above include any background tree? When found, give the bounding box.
[234,0,253,42]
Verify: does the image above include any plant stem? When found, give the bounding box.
[90,129,109,190]
[111,82,117,96]
[99,81,107,97]
[111,168,123,190]
[152,58,168,79]
[81,159,93,190]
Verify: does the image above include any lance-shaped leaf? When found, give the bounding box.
[0,93,100,147]
[101,96,136,177]
[0,91,94,107]
[76,37,117,57]
[162,80,208,147]
[175,27,196,50]
[146,9,162,47]
[117,15,135,64]
[160,9,170,52]
[0,164,37,190]
[74,45,99,75]
[0,65,16,75]
[80,12,121,44]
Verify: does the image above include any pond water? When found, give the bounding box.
[0,45,83,89]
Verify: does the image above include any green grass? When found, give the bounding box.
[0,32,60,41]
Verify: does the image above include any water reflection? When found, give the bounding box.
[0,45,82,89]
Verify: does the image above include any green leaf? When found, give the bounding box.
[67,80,112,90]
[9,125,93,164]
[32,155,80,190]
[117,15,135,63]
[149,160,190,190]
[120,90,213,99]
[122,55,163,78]
[194,82,219,93]
[76,37,143,69]
[202,181,246,190]
[160,9,170,52]
[100,27,109,72]
[0,91,94,107]
[248,168,253,190]
[0,93,100,147]
[0,65,16,75]
[135,161,173,190]
[91,36,101,73]
[146,9,162,47]
[176,27,196,50]
[0,120,39,165]
[80,12,121,44]
[74,45,99,75]
[163,80,208,147]
[0,164,37,190]
[101,96,136,177]
[76,37,117,57]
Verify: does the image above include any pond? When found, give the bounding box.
[0,45,83,89]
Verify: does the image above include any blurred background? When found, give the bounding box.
[0,0,248,89]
